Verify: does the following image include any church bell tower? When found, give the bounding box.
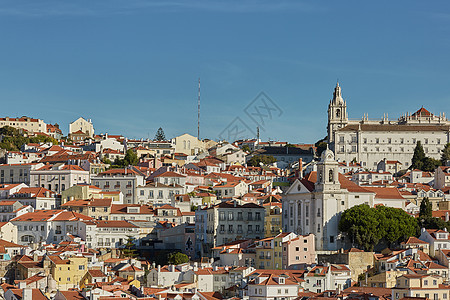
[327,82,348,145]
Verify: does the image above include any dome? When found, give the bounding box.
[320,147,335,162]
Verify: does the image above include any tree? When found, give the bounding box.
[441,143,450,165]
[123,149,138,166]
[411,141,425,170]
[422,157,441,172]
[242,145,251,153]
[338,204,382,251]
[315,137,328,157]
[154,127,166,141]
[248,155,277,167]
[167,252,189,265]
[121,236,138,258]
[419,197,432,219]
[376,206,418,245]
[339,204,418,251]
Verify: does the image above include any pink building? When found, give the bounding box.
[282,233,316,269]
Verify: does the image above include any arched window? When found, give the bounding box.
[21,235,34,243]
[183,140,186,149]
[329,169,334,182]
[336,109,341,118]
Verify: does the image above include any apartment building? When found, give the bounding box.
[0,163,44,185]
[92,168,145,204]
[196,201,265,256]
[30,164,90,194]
[0,116,47,133]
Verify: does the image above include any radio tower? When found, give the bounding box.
[197,78,201,140]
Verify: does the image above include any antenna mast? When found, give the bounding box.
[198,77,200,140]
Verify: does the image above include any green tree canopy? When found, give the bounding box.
[411,141,425,170]
[419,197,432,219]
[121,236,138,258]
[441,143,450,165]
[154,127,166,141]
[0,126,58,151]
[339,204,418,251]
[248,155,277,167]
[167,252,189,265]
[315,137,328,157]
[242,145,251,153]
[338,204,382,251]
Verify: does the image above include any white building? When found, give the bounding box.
[303,264,352,293]
[282,148,375,251]
[11,210,92,245]
[247,273,300,300]
[327,83,450,170]
[172,133,206,156]
[69,117,94,138]
[0,163,44,185]
[196,201,265,256]
[80,220,139,249]
[92,168,145,204]
[136,182,184,206]
[30,164,90,193]
[0,116,47,133]
[435,166,450,189]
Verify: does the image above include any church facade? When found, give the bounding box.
[327,83,450,170]
[282,148,374,251]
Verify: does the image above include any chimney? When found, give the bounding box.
[298,158,303,178]
[446,212,449,222]
[158,265,161,272]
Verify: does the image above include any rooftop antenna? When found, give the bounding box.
[197,77,201,140]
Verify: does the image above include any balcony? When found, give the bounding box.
[126,184,132,188]
[237,230,243,234]
[114,184,120,188]
[55,230,62,234]
[259,255,265,259]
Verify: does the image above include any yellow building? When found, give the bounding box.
[255,232,295,270]
[263,202,282,238]
[392,274,449,300]
[47,255,88,290]
[367,270,407,288]
[61,198,113,219]
[60,184,102,204]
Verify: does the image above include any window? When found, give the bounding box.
[228,212,234,221]
[424,280,428,286]
[140,190,144,196]
[330,236,334,243]
[248,212,253,221]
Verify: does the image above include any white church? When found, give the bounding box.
[327,83,450,170]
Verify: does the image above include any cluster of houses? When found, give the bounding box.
[0,88,449,299]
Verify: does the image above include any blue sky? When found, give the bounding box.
[0,0,449,143]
